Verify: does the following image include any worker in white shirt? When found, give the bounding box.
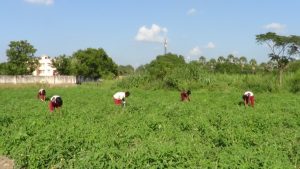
[37,88,46,101]
[49,95,63,112]
[113,91,130,107]
[242,91,254,107]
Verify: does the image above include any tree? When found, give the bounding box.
[72,48,118,79]
[249,59,257,74]
[118,65,134,76]
[146,53,186,79]
[217,56,225,63]
[6,40,38,75]
[258,62,267,72]
[199,56,206,65]
[226,54,235,63]
[233,57,239,65]
[52,54,72,75]
[208,58,217,71]
[239,56,247,71]
[135,64,147,74]
[0,62,9,75]
[215,62,240,74]
[256,32,300,86]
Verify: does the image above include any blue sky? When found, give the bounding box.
[1,0,299,67]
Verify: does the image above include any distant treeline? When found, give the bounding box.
[116,53,300,93]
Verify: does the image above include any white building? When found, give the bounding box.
[32,55,57,76]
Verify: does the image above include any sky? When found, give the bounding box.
[1,0,300,67]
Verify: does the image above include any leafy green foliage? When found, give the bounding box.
[289,70,300,93]
[0,62,9,75]
[5,40,38,75]
[52,55,72,75]
[0,84,299,168]
[117,65,134,76]
[287,60,300,72]
[72,48,118,79]
[146,53,186,80]
[256,32,300,86]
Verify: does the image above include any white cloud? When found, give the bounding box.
[189,46,202,56]
[24,0,54,5]
[263,22,286,33]
[205,42,215,49]
[187,8,197,15]
[135,24,168,43]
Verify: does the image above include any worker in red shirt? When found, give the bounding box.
[49,95,63,112]
[181,90,191,101]
[37,89,46,101]
[243,91,254,107]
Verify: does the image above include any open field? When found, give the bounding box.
[0,83,299,168]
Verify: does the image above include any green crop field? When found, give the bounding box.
[0,82,299,168]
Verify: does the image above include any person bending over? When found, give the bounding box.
[113,91,130,107]
[49,95,63,112]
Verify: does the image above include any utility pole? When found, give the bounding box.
[164,38,167,55]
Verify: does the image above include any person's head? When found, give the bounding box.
[41,89,46,95]
[242,95,249,101]
[125,91,130,97]
[187,90,191,95]
[55,97,63,107]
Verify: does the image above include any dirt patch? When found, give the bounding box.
[0,156,14,169]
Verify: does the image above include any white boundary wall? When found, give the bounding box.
[0,75,77,84]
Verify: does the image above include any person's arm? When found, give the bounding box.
[122,97,126,107]
[244,97,248,107]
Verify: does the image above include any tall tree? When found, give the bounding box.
[208,58,217,71]
[226,54,235,63]
[249,59,257,74]
[118,65,134,76]
[233,57,239,65]
[217,56,225,63]
[239,56,247,65]
[256,32,300,86]
[199,56,206,65]
[6,40,38,75]
[52,54,72,75]
[135,64,147,74]
[146,53,186,79]
[239,56,247,71]
[72,48,118,79]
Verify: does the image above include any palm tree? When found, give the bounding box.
[217,56,225,63]
[239,56,247,70]
[249,59,257,73]
[239,56,247,65]
[233,57,239,64]
[199,56,206,65]
[227,54,235,63]
[208,58,216,71]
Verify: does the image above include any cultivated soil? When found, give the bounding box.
[0,156,14,169]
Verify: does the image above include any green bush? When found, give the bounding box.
[116,75,150,89]
[289,70,300,93]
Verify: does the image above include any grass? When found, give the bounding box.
[0,82,299,168]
